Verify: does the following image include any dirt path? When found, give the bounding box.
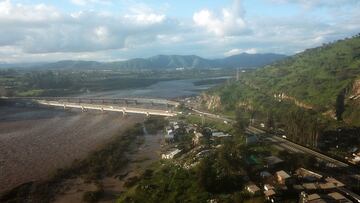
[0,106,144,194]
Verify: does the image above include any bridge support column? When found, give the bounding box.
[81,106,85,112]
[146,112,149,117]
[122,108,127,117]
[63,104,66,109]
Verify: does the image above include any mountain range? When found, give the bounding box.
[1,53,286,70]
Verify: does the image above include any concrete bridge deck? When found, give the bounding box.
[37,100,178,117]
[1,96,180,107]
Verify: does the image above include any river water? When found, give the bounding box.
[80,77,229,99]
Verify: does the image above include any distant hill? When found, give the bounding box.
[7,53,286,70]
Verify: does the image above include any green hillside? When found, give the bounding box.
[206,34,360,126]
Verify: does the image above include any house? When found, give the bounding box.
[245,134,258,145]
[212,132,232,138]
[260,171,272,179]
[162,148,182,159]
[246,184,261,194]
[325,177,345,187]
[264,189,276,201]
[327,192,352,203]
[276,170,291,184]
[307,193,322,202]
[319,183,336,190]
[174,124,180,130]
[296,168,323,182]
[293,184,305,191]
[264,184,275,191]
[165,128,174,142]
[265,156,284,168]
[302,183,317,191]
[192,132,203,145]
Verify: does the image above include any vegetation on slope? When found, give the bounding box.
[207,34,360,125]
[202,34,360,158]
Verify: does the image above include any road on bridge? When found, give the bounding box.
[37,100,178,117]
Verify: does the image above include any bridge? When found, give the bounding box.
[1,97,180,117]
[37,100,178,117]
[2,96,180,107]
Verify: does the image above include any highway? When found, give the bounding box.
[37,100,178,117]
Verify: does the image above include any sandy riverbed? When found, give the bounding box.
[0,106,144,194]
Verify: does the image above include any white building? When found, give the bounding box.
[162,148,182,159]
[165,128,174,141]
[212,132,232,138]
[192,132,203,145]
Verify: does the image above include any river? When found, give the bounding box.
[80,77,229,99]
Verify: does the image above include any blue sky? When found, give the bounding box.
[0,0,359,62]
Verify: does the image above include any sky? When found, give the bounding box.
[0,0,359,63]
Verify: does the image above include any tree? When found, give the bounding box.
[233,110,249,134]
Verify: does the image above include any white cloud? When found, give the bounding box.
[193,0,249,37]
[70,0,112,6]
[269,0,359,8]
[0,0,359,62]
[0,0,177,56]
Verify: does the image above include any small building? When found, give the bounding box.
[212,132,232,138]
[260,171,272,179]
[293,184,305,191]
[276,170,291,184]
[327,192,352,203]
[264,189,276,201]
[246,184,261,194]
[192,132,203,145]
[307,193,322,202]
[162,148,182,159]
[245,134,258,145]
[265,156,284,168]
[165,128,174,141]
[303,183,317,191]
[264,184,275,191]
[319,182,336,190]
[296,168,323,182]
[325,177,345,187]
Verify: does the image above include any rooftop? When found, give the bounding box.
[246,184,261,193]
[264,189,276,197]
[276,170,291,179]
[327,192,352,202]
[265,156,284,166]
